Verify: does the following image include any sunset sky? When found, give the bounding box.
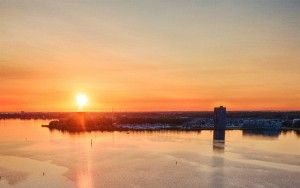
[1,0,299,112]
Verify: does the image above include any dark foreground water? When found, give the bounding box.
[0,119,299,188]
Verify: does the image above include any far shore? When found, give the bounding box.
[41,123,300,132]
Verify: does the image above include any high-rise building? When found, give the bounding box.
[214,106,227,130]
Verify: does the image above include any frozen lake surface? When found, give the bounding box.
[0,119,299,188]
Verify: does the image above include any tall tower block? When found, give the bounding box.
[214,106,227,130]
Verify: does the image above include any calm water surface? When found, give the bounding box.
[0,119,299,188]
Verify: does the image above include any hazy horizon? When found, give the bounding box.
[2,108,300,113]
[1,0,300,111]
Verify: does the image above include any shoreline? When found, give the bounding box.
[41,124,300,132]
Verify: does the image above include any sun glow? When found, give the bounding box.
[76,93,88,111]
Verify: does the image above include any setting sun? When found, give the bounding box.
[0,1,300,188]
[76,93,88,111]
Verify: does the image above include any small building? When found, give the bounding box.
[214,106,227,130]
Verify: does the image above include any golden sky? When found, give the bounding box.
[0,0,300,111]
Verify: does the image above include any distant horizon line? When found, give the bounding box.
[1,110,300,113]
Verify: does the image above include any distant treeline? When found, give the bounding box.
[0,112,67,119]
[115,116,189,125]
[1,111,300,120]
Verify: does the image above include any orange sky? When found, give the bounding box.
[0,1,300,112]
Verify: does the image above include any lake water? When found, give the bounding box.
[0,119,299,188]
